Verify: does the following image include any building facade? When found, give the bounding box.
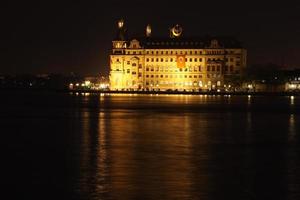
[109,20,247,91]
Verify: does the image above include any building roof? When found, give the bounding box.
[141,36,242,49]
[126,36,243,49]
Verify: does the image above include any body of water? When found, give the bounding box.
[1,92,300,199]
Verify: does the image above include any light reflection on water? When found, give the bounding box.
[1,92,300,200]
[69,94,300,200]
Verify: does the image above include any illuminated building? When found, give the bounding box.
[109,19,247,91]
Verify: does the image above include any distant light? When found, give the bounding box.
[84,80,91,86]
[76,83,79,86]
[291,96,295,105]
[289,84,296,89]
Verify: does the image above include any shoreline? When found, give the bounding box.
[1,88,300,96]
[67,89,300,96]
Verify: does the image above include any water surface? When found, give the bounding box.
[1,92,300,200]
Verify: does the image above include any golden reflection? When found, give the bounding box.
[105,110,203,199]
[290,96,295,105]
[247,95,251,105]
[79,110,91,194]
[288,114,296,142]
[95,111,109,194]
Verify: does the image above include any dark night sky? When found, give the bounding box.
[2,0,300,76]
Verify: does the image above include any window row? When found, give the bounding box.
[206,65,234,72]
[145,81,203,86]
[144,66,202,72]
[145,50,203,55]
[145,57,203,62]
[145,74,203,79]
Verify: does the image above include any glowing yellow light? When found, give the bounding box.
[289,84,296,89]
[290,96,295,105]
[118,19,124,28]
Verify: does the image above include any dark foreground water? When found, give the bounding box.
[1,91,300,200]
